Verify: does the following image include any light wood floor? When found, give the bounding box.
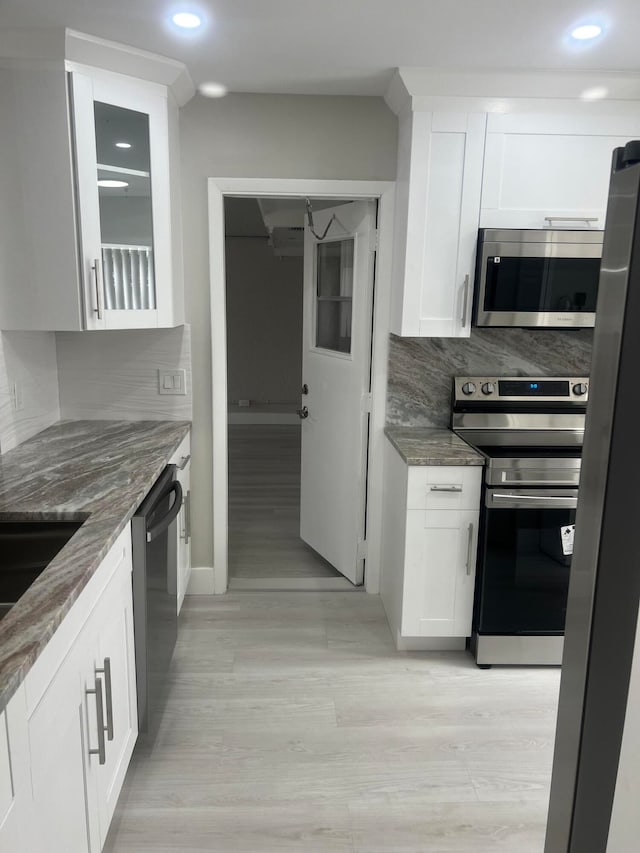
[228,425,344,582]
[104,591,560,852]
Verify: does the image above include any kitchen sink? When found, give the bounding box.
[0,520,84,620]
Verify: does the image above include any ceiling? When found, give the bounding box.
[2,1,640,96]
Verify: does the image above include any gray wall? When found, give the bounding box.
[180,92,398,569]
[387,329,593,427]
[225,236,303,411]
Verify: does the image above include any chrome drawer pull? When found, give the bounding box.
[544,216,599,225]
[178,454,191,470]
[430,485,463,493]
[87,678,106,765]
[180,490,191,545]
[95,657,114,741]
[465,523,474,575]
[92,258,104,319]
[460,274,471,327]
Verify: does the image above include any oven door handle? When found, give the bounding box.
[488,491,578,509]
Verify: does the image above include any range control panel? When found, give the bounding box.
[453,377,589,404]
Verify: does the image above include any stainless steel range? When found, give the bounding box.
[452,376,589,667]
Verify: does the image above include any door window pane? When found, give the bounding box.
[315,239,354,353]
[94,102,156,310]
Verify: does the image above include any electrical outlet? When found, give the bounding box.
[158,369,187,396]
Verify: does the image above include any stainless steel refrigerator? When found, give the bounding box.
[545,141,640,851]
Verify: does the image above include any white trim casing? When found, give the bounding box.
[208,178,395,595]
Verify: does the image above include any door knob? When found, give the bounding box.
[297,406,309,420]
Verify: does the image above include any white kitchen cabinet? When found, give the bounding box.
[0,524,137,853]
[0,57,185,331]
[402,508,478,637]
[391,110,486,338]
[480,113,640,230]
[170,432,192,613]
[381,443,482,650]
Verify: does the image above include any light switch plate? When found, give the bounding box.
[158,369,187,396]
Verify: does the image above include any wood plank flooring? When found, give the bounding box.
[228,425,344,582]
[104,592,560,852]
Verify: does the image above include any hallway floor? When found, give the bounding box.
[228,425,345,584]
[104,591,559,852]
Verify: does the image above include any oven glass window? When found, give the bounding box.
[484,257,600,313]
[476,506,576,634]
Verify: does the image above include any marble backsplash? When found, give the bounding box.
[387,328,593,428]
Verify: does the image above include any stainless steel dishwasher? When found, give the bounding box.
[131,465,183,732]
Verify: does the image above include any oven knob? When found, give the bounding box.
[572,383,588,396]
[481,382,496,396]
[462,382,476,395]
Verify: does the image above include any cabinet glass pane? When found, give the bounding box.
[316,239,354,353]
[94,102,156,310]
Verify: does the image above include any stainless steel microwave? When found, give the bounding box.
[473,228,603,329]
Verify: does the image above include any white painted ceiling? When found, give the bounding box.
[2,0,640,96]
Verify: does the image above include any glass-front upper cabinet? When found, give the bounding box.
[70,67,174,329]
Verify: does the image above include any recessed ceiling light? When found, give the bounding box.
[172,11,202,29]
[115,141,132,149]
[581,86,608,101]
[98,179,129,188]
[571,24,603,40]
[199,81,228,98]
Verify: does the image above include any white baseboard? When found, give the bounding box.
[185,566,215,595]
[227,413,300,425]
[395,632,467,652]
[228,576,359,591]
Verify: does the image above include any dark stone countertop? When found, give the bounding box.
[385,427,485,466]
[0,419,191,712]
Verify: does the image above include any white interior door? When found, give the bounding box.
[300,200,376,584]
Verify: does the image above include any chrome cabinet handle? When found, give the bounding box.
[177,454,191,470]
[180,490,191,546]
[91,258,104,320]
[460,274,471,328]
[465,523,474,575]
[430,485,463,493]
[544,216,599,225]
[95,658,113,742]
[87,678,106,765]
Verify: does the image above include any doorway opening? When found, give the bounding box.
[224,195,375,590]
[208,178,394,596]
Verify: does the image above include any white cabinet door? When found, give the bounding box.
[0,686,36,853]
[480,113,640,229]
[92,555,137,841]
[70,66,177,330]
[402,508,478,638]
[170,433,192,612]
[392,111,486,338]
[28,639,95,853]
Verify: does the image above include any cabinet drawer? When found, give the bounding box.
[407,465,481,510]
